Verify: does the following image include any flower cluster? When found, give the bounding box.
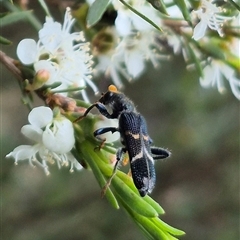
[89,0,239,99]
[92,0,165,88]
[17,7,98,102]
[6,106,82,175]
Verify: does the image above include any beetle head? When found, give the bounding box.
[99,85,136,117]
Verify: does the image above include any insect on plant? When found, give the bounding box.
[76,85,171,197]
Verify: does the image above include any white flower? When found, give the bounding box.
[113,0,160,36]
[95,31,166,88]
[6,106,82,174]
[16,8,97,101]
[200,60,240,100]
[192,0,234,40]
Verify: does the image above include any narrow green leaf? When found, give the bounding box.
[0,12,9,18]
[225,53,240,70]
[50,86,85,93]
[116,171,165,214]
[202,45,225,60]
[38,0,51,17]
[79,141,119,209]
[185,41,203,77]
[1,11,33,26]
[120,199,176,240]
[86,0,110,28]
[119,0,163,32]
[75,99,92,108]
[147,0,168,15]
[3,1,42,30]
[173,0,191,23]
[228,0,240,11]
[0,35,12,45]
[152,217,186,236]
[112,176,159,218]
[143,195,165,215]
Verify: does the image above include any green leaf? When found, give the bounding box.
[119,0,163,32]
[86,0,110,28]
[228,0,240,11]
[200,42,225,60]
[185,40,203,77]
[0,35,12,45]
[116,171,165,215]
[173,0,191,23]
[1,11,32,26]
[0,12,9,18]
[38,0,51,17]
[120,199,177,240]
[143,195,165,215]
[50,86,85,93]
[146,0,168,15]
[79,141,119,209]
[225,53,240,70]
[152,218,186,236]
[112,176,159,218]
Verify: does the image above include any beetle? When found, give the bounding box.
[76,85,170,197]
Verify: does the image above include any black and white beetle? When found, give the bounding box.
[77,85,170,197]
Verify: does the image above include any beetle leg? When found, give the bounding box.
[95,102,116,119]
[94,127,119,137]
[93,127,119,150]
[74,101,116,123]
[149,137,153,145]
[101,147,127,197]
[74,103,98,122]
[150,146,171,160]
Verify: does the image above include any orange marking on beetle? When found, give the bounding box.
[125,131,140,139]
[125,131,149,141]
[108,85,118,93]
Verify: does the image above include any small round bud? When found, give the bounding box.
[35,69,50,83]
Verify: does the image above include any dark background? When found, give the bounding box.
[1,1,239,240]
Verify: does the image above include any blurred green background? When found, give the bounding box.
[1,1,239,240]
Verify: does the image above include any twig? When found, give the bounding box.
[0,50,23,82]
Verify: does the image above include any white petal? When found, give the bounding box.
[168,5,183,18]
[200,64,215,87]
[21,124,43,142]
[125,51,145,77]
[39,17,63,52]
[28,106,53,128]
[66,153,83,171]
[6,145,37,161]
[42,118,75,154]
[17,39,38,65]
[95,55,111,72]
[73,160,83,170]
[192,20,208,40]
[221,64,235,79]
[109,66,124,89]
[115,13,132,36]
[229,76,240,100]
